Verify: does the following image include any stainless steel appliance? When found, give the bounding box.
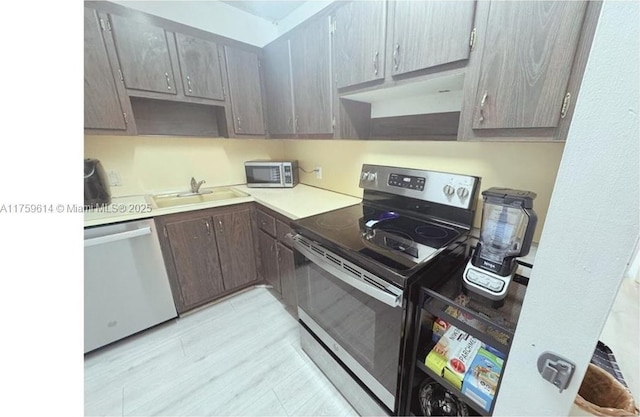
[463,187,537,303]
[292,164,481,415]
[84,158,111,208]
[244,160,299,188]
[84,219,177,353]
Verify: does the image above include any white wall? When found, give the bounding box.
[274,0,336,37]
[111,0,278,46]
[494,1,640,415]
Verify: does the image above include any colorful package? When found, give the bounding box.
[425,325,482,390]
[431,318,450,343]
[461,347,504,412]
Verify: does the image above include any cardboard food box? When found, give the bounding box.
[461,347,504,412]
[425,325,482,390]
[431,318,450,343]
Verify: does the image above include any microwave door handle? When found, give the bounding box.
[84,227,151,247]
[293,238,402,308]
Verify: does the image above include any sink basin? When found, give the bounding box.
[151,188,249,209]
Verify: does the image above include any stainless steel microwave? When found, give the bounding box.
[244,160,299,188]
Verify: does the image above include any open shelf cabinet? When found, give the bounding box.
[405,259,529,416]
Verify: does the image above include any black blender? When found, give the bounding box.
[463,188,537,305]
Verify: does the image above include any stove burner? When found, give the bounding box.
[415,225,449,239]
[377,228,414,244]
[362,206,375,217]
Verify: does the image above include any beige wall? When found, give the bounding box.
[284,140,566,242]
[84,135,564,242]
[84,135,286,196]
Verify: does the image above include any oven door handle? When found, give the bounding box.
[294,237,403,308]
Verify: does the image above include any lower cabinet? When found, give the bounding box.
[155,203,259,314]
[256,205,298,316]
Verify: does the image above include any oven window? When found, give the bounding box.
[297,257,403,397]
[247,166,279,183]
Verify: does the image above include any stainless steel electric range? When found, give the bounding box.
[291,164,481,415]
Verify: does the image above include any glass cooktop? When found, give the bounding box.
[293,203,465,274]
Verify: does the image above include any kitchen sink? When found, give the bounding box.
[151,188,249,209]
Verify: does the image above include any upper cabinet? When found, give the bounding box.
[390,1,476,77]
[290,16,333,135]
[175,33,225,101]
[471,1,587,130]
[224,46,266,136]
[84,7,132,132]
[333,0,387,89]
[263,37,295,135]
[109,14,177,95]
[263,14,333,137]
[458,0,598,141]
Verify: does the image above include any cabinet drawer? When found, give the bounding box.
[257,210,276,236]
[276,219,294,247]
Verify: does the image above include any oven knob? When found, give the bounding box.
[457,187,469,198]
[361,171,369,181]
[443,185,455,196]
[367,172,377,182]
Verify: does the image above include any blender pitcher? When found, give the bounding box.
[463,188,537,302]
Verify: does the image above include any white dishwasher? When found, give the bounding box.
[84,219,177,353]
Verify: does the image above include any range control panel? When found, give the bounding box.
[359,164,480,209]
[388,173,426,191]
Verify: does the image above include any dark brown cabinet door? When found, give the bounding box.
[471,1,587,130]
[277,242,297,314]
[84,8,127,130]
[391,1,476,76]
[175,33,225,101]
[214,209,258,291]
[109,14,177,95]
[263,38,295,135]
[258,230,281,294]
[334,0,387,89]
[290,17,333,135]
[224,46,266,135]
[164,216,225,312]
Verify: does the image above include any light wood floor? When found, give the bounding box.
[85,287,358,417]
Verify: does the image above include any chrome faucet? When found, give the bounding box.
[190,177,206,194]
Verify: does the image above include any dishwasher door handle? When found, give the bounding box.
[84,227,151,247]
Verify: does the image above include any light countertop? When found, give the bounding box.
[84,184,361,228]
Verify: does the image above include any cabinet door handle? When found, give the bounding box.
[218,219,223,232]
[165,72,172,90]
[295,116,299,131]
[205,220,211,235]
[237,115,242,130]
[480,91,488,108]
[393,43,400,71]
[373,51,379,75]
[186,75,193,93]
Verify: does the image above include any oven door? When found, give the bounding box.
[293,235,404,412]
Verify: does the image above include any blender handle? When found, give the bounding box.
[519,207,538,257]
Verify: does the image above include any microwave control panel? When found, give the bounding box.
[283,165,292,184]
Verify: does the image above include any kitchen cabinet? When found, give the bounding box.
[175,33,225,101]
[84,7,132,132]
[258,230,281,293]
[471,1,586,130]
[263,37,295,135]
[155,203,259,314]
[290,16,333,135]
[256,206,297,315]
[224,46,266,136]
[213,209,257,290]
[390,1,476,77]
[333,0,387,89]
[458,0,599,141]
[109,13,177,95]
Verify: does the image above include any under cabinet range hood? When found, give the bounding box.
[340,72,465,140]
